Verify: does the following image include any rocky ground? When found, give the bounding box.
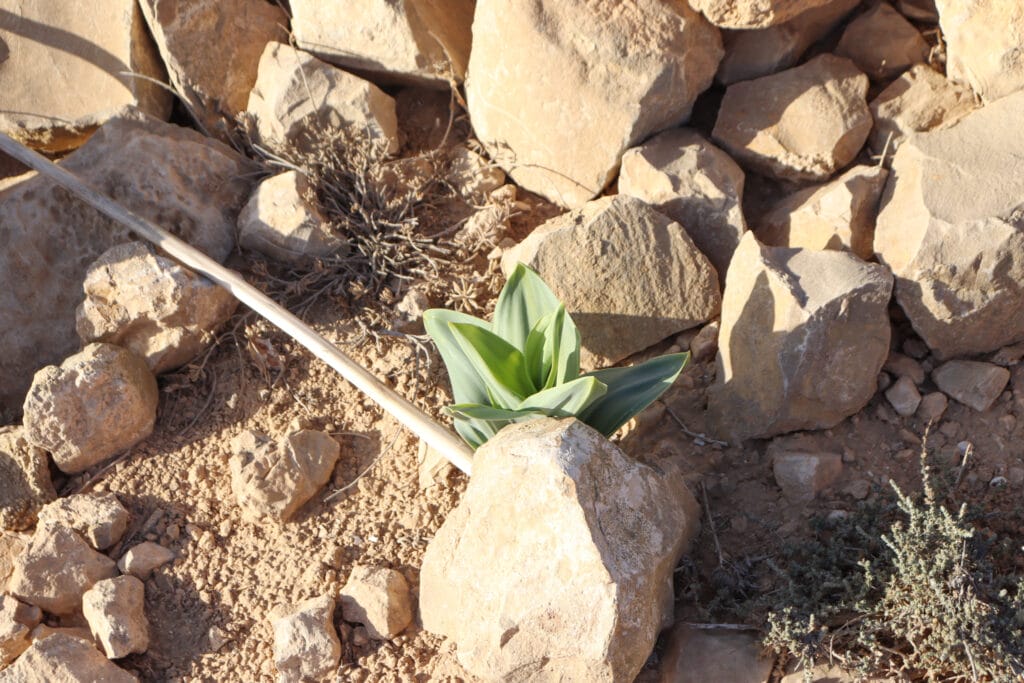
[2,0,1024,681]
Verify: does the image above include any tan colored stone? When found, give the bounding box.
[247,42,399,156]
[713,54,871,183]
[658,624,773,682]
[446,145,507,203]
[0,595,41,665]
[0,427,55,532]
[229,429,340,523]
[690,0,832,27]
[755,165,887,261]
[339,566,413,641]
[0,0,170,152]
[932,361,1010,413]
[237,171,347,266]
[292,0,474,87]
[886,376,922,417]
[9,525,117,615]
[139,0,287,138]
[0,111,256,415]
[0,532,28,588]
[76,242,238,375]
[117,542,175,580]
[271,595,341,681]
[937,0,1024,102]
[690,321,721,364]
[716,0,859,84]
[868,64,978,153]
[619,128,746,283]
[873,91,1024,360]
[420,418,700,682]
[28,625,95,646]
[835,3,930,81]
[468,0,722,207]
[917,391,948,422]
[502,196,721,366]
[23,344,158,474]
[37,493,130,551]
[771,448,843,503]
[0,632,137,682]
[708,233,893,440]
[83,576,148,659]
[417,442,453,491]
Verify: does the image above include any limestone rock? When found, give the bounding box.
[868,65,977,153]
[271,595,341,682]
[0,111,256,415]
[0,632,138,682]
[229,429,340,523]
[690,321,721,364]
[76,242,238,375]
[917,391,948,422]
[468,0,722,207]
[292,0,474,88]
[886,376,922,417]
[658,624,773,682]
[247,42,400,156]
[835,3,930,81]
[772,449,843,503]
[8,525,117,615]
[755,165,887,261]
[139,0,287,137]
[417,442,453,491]
[0,0,171,152]
[27,625,95,646]
[82,576,148,659]
[716,0,859,84]
[873,91,1024,360]
[0,595,41,665]
[713,54,871,183]
[117,542,175,580]
[619,128,746,283]
[420,418,700,682]
[690,0,832,27]
[37,493,130,551]
[937,0,1024,102]
[237,171,347,266]
[708,233,893,440]
[339,566,413,641]
[0,427,55,532]
[932,361,1010,412]
[0,532,28,588]
[502,196,721,366]
[22,344,158,474]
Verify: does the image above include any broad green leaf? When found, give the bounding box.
[493,263,563,353]
[448,403,545,422]
[423,309,491,405]
[579,353,689,436]
[517,375,607,416]
[454,416,499,450]
[524,306,561,390]
[551,308,581,386]
[449,322,537,408]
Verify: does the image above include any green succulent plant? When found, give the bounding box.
[424,263,688,449]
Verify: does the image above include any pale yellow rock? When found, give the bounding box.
[83,576,148,659]
[835,3,930,81]
[247,42,399,156]
[0,427,55,532]
[0,0,171,151]
[713,54,871,183]
[0,532,27,588]
[0,595,41,665]
[756,165,887,260]
[271,595,341,681]
[0,632,138,682]
[117,542,175,580]
[22,344,158,474]
[468,0,722,207]
[339,566,413,641]
[37,493,130,551]
[937,0,1024,102]
[690,0,832,28]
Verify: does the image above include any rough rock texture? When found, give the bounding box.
[716,0,859,84]
[690,0,832,27]
[918,391,948,422]
[229,429,341,523]
[886,376,922,417]
[658,624,774,682]
[446,145,507,203]
[0,595,40,665]
[713,55,871,183]
[291,0,475,87]
[8,525,118,615]
[868,64,977,153]
[937,0,1024,102]
[835,3,930,81]
[339,566,413,641]
[772,449,843,502]
[619,128,746,283]
[708,234,893,440]
[117,542,175,580]
[756,165,887,261]
[0,427,55,532]
[0,533,27,589]
[36,493,130,551]
[0,0,171,152]
[932,361,1010,412]
[467,0,722,207]
[0,633,138,682]
[874,91,1024,360]
[247,42,399,156]
[237,171,348,266]
[271,595,341,682]
[22,344,158,474]
[76,242,238,375]
[502,196,720,366]
[0,111,255,415]
[139,0,287,137]
[420,418,700,682]
[82,576,148,659]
